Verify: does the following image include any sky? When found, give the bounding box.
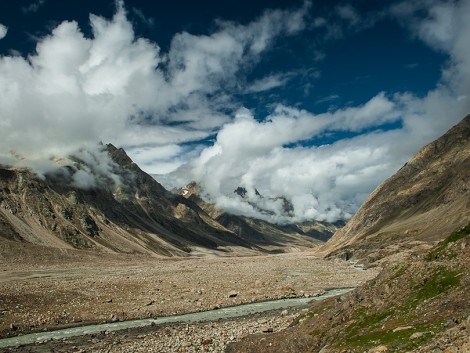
[0,0,469,223]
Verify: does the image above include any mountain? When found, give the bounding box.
[177,183,337,252]
[323,114,470,263]
[227,117,470,352]
[0,145,325,261]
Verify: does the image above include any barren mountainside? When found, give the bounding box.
[324,114,470,262]
[0,145,327,261]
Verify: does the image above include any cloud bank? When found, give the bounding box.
[167,0,470,223]
[1,0,469,223]
[0,0,309,184]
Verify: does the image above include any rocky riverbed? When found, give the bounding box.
[0,252,378,352]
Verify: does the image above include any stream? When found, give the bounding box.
[0,287,354,348]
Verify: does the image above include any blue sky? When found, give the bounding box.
[0,0,469,222]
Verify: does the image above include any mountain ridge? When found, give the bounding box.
[322,114,470,262]
[0,144,327,260]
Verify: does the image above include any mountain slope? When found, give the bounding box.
[0,144,325,261]
[227,223,470,353]
[0,145,258,259]
[324,114,470,262]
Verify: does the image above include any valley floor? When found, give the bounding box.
[0,249,377,352]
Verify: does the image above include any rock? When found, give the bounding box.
[260,326,274,333]
[228,290,238,298]
[368,346,388,353]
[443,347,457,353]
[106,298,113,303]
[145,300,155,306]
[410,332,425,339]
[392,325,413,332]
[281,309,288,316]
[110,314,119,322]
[201,338,213,345]
[9,323,17,331]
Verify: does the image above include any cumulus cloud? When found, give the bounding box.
[0,24,7,39]
[0,1,309,183]
[166,0,470,223]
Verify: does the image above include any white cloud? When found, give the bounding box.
[165,0,470,223]
[168,99,402,222]
[0,24,7,39]
[126,144,204,175]
[0,1,309,173]
[246,73,292,93]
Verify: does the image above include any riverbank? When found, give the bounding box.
[0,252,378,352]
[0,305,308,353]
[0,288,354,350]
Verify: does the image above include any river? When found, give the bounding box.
[0,287,354,348]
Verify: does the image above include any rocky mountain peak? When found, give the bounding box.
[178,182,200,198]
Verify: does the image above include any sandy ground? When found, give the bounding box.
[0,251,378,352]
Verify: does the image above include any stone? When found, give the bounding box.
[368,345,388,353]
[260,326,274,333]
[392,326,413,332]
[410,332,425,339]
[443,347,457,353]
[201,338,213,345]
[228,290,238,298]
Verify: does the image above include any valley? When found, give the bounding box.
[0,252,377,352]
[0,115,469,352]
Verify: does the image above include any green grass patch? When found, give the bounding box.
[345,308,395,337]
[339,321,442,352]
[337,266,461,351]
[407,267,461,305]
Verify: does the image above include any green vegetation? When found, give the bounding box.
[426,222,470,261]
[408,267,461,304]
[340,321,441,352]
[335,266,461,352]
[390,263,409,280]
